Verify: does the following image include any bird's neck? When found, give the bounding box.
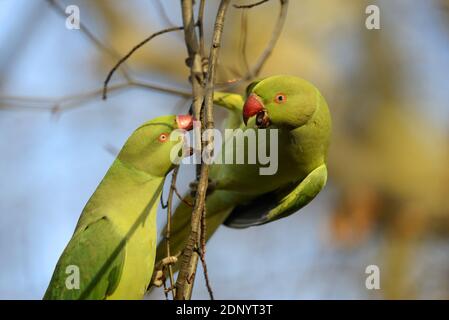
[79,159,165,232]
[289,101,331,172]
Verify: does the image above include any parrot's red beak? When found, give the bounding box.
[176,114,194,131]
[243,93,264,125]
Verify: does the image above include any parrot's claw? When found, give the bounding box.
[152,256,178,287]
[153,270,165,287]
[161,256,178,267]
[189,179,217,197]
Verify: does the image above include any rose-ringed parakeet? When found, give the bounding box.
[153,75,331,275]
[44,114,193,300]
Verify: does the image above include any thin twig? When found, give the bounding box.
[199,207,214,299]
[234,0,270,9]
[129,81,190,98]
[247,0,288,78]
[1,1,189,114]
[0,83,128,113]
[174,186,194,207]
[218,0,288,89]
[0,81,190,113]
[162,279,169,300]
[181,0,205,227]
[165,166,181,299]
[181,0,204,120]
[175,0,230,300]
[103,26,184,100]
[174,0,204,300]
[197,0,207,69]
[239,9,250,73]
[152,0,187,40]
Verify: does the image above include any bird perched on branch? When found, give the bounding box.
[44,114,193,300]
[153,75,331,278]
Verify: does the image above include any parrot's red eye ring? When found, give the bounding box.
[274,93,287,104]
[158,133,169,143]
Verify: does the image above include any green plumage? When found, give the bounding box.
[154,75,331,276]
[45,115,189,300]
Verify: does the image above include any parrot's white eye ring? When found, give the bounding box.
[158,133,169,143]
[274,93,287,104]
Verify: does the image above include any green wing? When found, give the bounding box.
[224,164,328,228]
[44,217,125,300]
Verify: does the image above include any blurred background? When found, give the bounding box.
[1,0,449,299]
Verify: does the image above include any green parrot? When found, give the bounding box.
[44,114,193,300]
[153,75,331,277]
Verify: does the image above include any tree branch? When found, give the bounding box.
[103,26,184,100]
[181,0,204,120]
[0,80,190,114]
[234,0,270,9]
[218,0,288,89]
[175,0,231,300]
[174,0,204,300]
[1,2,190,114]
[239,9,250,73]
[199,207,214,299]
[165,166,181,299]
[247,0,288,78]
[197,0,207,60]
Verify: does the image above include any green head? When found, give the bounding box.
[117,114,193,177]
[243,75,324,130]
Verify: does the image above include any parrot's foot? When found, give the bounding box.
[152,270,165,287]
[189,179,217,198]
[152,256,178,287]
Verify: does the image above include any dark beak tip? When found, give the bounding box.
[242,94,264,125]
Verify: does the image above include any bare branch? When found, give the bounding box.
[0,81,190,114]
[165,166,181,299]
[2,2,190,114]
[181,0,204,120]
[197,0,207,61]
[103,26,184,100]
[1,83,129,113]
[161,280,169,300]
[234,0,270,9]
[174,0,204,300]
[248,0,288,78]
[218,0,288,89]
[174,185,194,207]
[199,207,214,299]
[175,0,231,300]
[239,9,250,73]
[130,81,190,98]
